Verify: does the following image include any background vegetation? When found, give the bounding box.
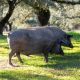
[0,0,80,31]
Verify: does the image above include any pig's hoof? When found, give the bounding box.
[9,63,15,67]
[9,63,18,67]
[44,59,48,63]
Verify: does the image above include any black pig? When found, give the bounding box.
[7,26,73,66]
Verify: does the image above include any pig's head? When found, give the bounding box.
[60,34,73,48]
[50,34,73,56]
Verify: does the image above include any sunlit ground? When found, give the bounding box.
[0,32,80,80]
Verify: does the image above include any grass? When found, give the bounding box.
[0,32,80,80]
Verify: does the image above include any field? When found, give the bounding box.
[0,32,80,80]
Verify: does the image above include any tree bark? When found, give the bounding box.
[37,8,50,26]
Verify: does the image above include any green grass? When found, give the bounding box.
[0,32,80,80]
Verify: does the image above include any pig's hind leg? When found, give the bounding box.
[16,52,23,64]
[9,50,15,66]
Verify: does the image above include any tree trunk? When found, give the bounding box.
[0,26,4,35]
[0,11,13,35]
[37,8,50,26]
[0,0,16,35]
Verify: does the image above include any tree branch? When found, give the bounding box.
[52,0,80,5]
[15,0,22,6]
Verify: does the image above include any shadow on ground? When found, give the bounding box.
[40,52,80,70]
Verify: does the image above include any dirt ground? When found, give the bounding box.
[0,58,12,69]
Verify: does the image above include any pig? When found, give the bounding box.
[7,26,73,66]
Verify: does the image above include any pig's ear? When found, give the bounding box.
[67,34,73,38]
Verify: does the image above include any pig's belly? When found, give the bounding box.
[20,44,43,55]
